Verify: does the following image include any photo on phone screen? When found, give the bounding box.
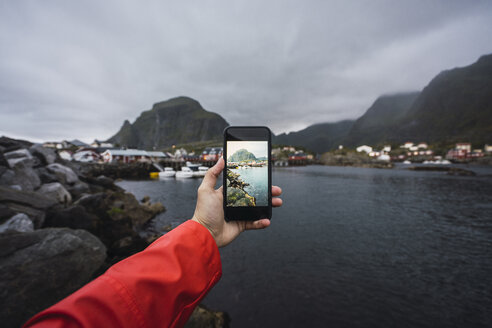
[226,141,269,207]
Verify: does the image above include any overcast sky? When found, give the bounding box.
[1,1,491,143]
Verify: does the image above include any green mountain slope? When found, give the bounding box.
[396,54,492,145]
[273,120,355,153]
[343,92,420,147]
[108,97,229,149]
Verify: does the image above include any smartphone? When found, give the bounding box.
[223,126,272,221]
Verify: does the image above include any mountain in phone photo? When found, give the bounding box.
[228,149,257,162]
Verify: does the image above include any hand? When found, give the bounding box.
[192,158,283,248]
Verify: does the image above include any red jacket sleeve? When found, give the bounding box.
[23,220,222,328]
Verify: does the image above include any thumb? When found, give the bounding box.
[201,157,224,189]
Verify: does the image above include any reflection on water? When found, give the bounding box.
[117,165,492,328]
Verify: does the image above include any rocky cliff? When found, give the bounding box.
[108,96,229,149]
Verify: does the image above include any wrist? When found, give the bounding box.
[191,216,218,246]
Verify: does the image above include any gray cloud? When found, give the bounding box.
[1,0,491,142]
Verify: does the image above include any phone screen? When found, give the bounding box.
[225,141,269,207]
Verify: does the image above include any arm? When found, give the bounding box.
[24,220,221,328]
[24,158,282,328]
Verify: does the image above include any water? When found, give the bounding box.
[230,166,268,206]
[117,165,492,328]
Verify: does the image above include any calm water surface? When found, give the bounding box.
[117,165,492,328]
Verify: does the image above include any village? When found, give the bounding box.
[41,139,491,170]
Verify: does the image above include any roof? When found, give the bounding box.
[103,149,149,156]
[146,151,168,157]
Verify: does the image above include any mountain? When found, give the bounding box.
[274,120,355,153]
[228,149,257,162]
[396,54,492,145]
[343,92,420,147]
[276,53,492,152]
[108,97,229,149]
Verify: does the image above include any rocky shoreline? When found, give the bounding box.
[226,169,256,206]
[0,136,228,327]
[319,152,394,169]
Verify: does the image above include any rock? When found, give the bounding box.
[46,163,79,185]
[226,187,255,207]
[29,144,57,165]
[141,195,150,203]
[37,182,72,204]
[95,175,115,188]
[65,181,90,200]
[44,205,98,231]
[0,228,106,327]
[0,169,15,186]
[0,213,34,233]
[0,152,8,167]
[4,148,35,169]
[0,185,58,228]
[0,204,16,224]
[10,161,41,191]
[185,305,230,328]
[0,136,32,152]
[35,167,59,184]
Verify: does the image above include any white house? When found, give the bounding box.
[382,145,391,153]
[102,149,150,163]
[356,145,373,154]
[402,142,414,149]
[73,150,100,162]
[417,142,428,149]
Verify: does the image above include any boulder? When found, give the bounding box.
[0,204,16,224]
[0,151,7,167]
[37,182,72,204]
[185,305,230,328]
[29,144,56,165]
[44,205,98,231]
[35,167,59,184]
[0,213,34,233]
[65,181,90,200]
[4,148,35,169]
[0,228,106,327]
[11,161,41,191]
[95,175,115,189]
[46,163,79,185]
[0,168,15,186]
[0,136,32,152]
[0,185,57,228]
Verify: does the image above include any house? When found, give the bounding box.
[101,149,150,163]
[91,140,114,148]
[146,151,168,162]
[58,150,72,161]
[456,143,471,152]
[485,144,492,153]
[73,150,101,163]
[382,145,391,153]
[356,145,373,154]
[201,147,223,161]
[417,142,428,149]
[401,142,414,149]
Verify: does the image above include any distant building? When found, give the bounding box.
[338,145,343,150]
[402,142,414,149]
[356,145,373,154]
[485,144,492,153]
[201,147,223,161]
[58,150,72,161]
[382,145,391,153]
[417,142,428,149]
[146,151,168,161]
[91,140,114,148]
[73,150,101,162]
[456,143,471,152]
[102,149,150,163]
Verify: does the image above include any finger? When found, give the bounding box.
[244,219,271,230]
[272,197,282,207]
[272,186,282,196]
[201,158,224,190]
[216,185,223,193]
